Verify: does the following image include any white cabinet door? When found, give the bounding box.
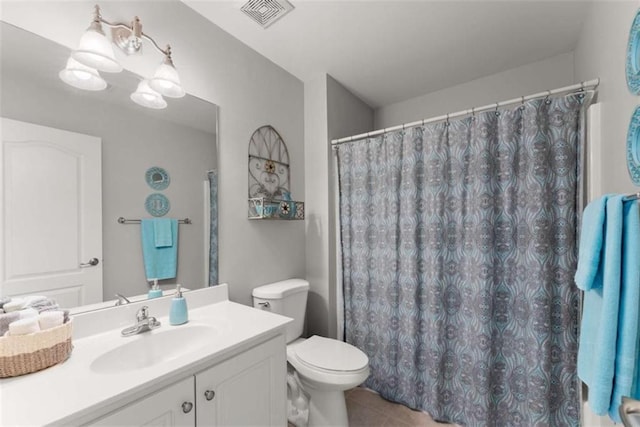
[195,336,287,427]
[88,377,195,427]
[1,118,103,307]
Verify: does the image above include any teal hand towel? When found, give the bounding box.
[141,218,178,280]
[577,195,624,415]
[153,218,173,248]
[575,195,610,290]
[609,200,640,422]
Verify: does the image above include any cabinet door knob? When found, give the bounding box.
[182,401,194,413]
[204,390,215,401]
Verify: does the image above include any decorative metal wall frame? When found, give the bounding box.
[247,125,303,219]
[248,125,290,199]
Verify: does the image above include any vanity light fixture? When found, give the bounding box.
[71,6,122,73]
[130,79,167,110]
[60,4,186,109]
[58,57,107,91]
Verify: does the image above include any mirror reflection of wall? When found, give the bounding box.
[0,22,218,309]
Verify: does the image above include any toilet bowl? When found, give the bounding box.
[287,336,369,426]
[252,279,370,427]
[288,336,369,390]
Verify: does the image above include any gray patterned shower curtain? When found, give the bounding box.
[207,170,218,286]
[336,93,591,426]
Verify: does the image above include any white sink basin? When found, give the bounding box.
[90,325,216,374]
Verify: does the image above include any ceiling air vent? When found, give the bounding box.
[241,0,294,29]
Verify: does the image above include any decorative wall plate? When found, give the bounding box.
[145,166,170,190]
[145,193,171,217]
[627,9,640,94]
[627,106,640,185]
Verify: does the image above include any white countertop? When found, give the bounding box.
[0,286,291,426]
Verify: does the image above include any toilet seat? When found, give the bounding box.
[293,335,368,373]
[287,336,370,391]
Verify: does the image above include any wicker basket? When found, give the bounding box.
[0,319,73,378]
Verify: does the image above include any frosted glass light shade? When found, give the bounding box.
[72,26,122,73]
[130,80,167,109]
[149,61,185,98]
[59,57,107,91]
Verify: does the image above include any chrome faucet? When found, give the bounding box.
[121,306,161,337]
[115,293,131,306]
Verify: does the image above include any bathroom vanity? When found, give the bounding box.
[1,284,291,426]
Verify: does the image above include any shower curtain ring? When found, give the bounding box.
[445,113,450,127]
[471,107,476,121]
[494,103,500,116]
[545,90,552,105]
[519,96,525,111]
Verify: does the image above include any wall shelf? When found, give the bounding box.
[248,198,304,220]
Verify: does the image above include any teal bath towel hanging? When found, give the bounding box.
[141,218,178,280]
[577,195,640,421]
[153,218,173,247]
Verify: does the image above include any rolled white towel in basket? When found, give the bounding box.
[19,308,39,320]
[27,296,59,313]
[3,298,26,313]
[8,317,41,336]
[0,312,20,336]
[23,295,47,305]
[38,311,64,330]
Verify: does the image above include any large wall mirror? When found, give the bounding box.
[0,22,218,312]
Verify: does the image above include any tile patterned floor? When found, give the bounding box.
[345,387,456,427]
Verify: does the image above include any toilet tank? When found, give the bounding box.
[252,278,309,343]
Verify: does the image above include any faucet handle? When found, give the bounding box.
[137,306,149,322]
[148,316,161,329]
[115,293,131,306]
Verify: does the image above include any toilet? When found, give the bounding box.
[252,279,369,427]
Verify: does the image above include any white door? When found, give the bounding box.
[195,336,287,427]
[1,118,102,308]
[88,377,195,427]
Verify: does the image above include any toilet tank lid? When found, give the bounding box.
[252,278,309,299]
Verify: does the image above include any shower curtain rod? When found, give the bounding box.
[331,78,600,146]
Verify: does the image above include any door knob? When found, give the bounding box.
[181,401,194,413]
[80,258,99,267]
[204,390,215,401]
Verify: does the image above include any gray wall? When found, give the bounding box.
[1,71,216,300]
[574,1,637,196]
[304,74,330,337]
[2,0,306,306]
[374,52,575,129]
[304,74,374,338]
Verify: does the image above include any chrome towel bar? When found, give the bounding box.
[623,192,640,202]
[117,217,192,224]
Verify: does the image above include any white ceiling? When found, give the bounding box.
[183,0,590,108]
